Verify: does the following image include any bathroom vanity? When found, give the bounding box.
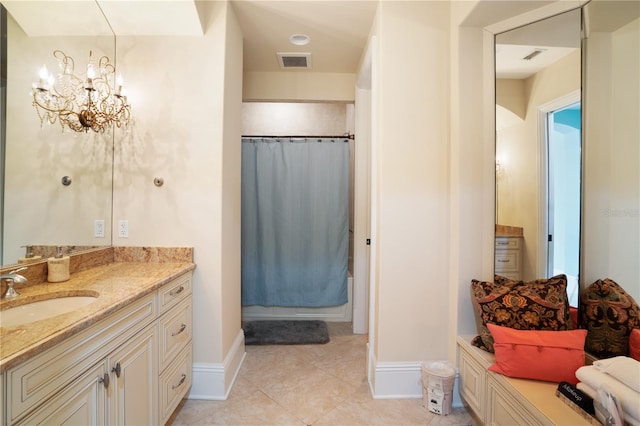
[0,250,195,426]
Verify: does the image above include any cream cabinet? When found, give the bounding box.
[458,339,486,422]
[494,236,522,280]
[157,273,193,425]
[108,324,158,425]
[3,271,192,426]
[16,324,157,426]
[16,361,107,425]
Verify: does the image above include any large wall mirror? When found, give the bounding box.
[495,0,640,305]
[0,1,115,267]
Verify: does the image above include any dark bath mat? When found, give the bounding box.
[243,320,330,345]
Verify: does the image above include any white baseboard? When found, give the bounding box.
[188,329,246,400]
[368,349,463,407]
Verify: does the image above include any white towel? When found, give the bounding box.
[593,356,640,393]
[577,381,597,398]
[578,382,640,426]
[576,365,640,421]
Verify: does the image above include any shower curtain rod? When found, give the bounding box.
[242,134,354,140]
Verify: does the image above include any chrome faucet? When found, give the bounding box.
[1,266,28,298]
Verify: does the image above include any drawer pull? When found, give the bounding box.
[497,259,509,263]
[496,241,509,245]
[169,286,185,297]
[111,362,121,378]
[98,373,110,389]
[172,324,187,337]
[172,374,187,390]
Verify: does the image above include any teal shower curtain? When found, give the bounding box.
[241,137,349,307]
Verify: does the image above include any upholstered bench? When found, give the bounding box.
[457,336,595,425]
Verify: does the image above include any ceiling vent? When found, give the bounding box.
[522,49,546,61]
[277,52,312,69]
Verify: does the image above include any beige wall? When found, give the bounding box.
[219,2,244,384]
[243,71,356,102]
[496,50,580,280]
[583,17,640,302]
[113,0,242,374]
[241,102,348,136]
[372,0,451,362]
[449,3,497,349]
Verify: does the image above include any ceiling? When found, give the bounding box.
[230,1,378,73]
[1,0,378,74]
[495,8,581,79]
[3,1,637,78]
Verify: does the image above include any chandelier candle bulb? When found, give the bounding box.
[37,65,48,89]
[116,74,124,96]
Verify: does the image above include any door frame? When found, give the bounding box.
[536,90,581,278]
[353,35,376,335]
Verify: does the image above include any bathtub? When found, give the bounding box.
[241,270,353,322]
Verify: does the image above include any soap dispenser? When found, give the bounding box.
[18,245,42,264]
[47,246,70,283]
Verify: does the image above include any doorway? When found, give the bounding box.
[544,100,581,307]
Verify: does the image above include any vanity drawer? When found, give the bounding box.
[158,298,192,373]
[158,273,192,315]
[159,345,193,425]
[495,237,521,250]
[494,251,520,272]
[6,293,156,424]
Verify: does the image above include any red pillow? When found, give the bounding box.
[630,329,640,361]
[569,306,578,329]
[487,323,587,385]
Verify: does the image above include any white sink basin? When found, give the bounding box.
[0,296,98,328]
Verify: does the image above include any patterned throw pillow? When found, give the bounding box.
[470,274,572,352]
[580,278,640,358]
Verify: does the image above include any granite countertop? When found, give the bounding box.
[495,224,524,237]
[0,261,196,373]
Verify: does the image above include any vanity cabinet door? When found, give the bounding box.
[458,344,486,422]
[486,375,539,426]
[16,362,107,425]
[107,324,157,426]
[1,373,4,426]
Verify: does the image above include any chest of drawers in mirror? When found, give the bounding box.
[494,236,523,280]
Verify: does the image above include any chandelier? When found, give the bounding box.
[32,50,131,133]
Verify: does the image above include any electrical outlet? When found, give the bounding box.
[94,219,105,238]
[118,220,129,238]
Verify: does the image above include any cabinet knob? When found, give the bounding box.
[171,374,187,390]
[111,362,121,378]
[172,324,187,337]
[169,286,185,297]
[98,373,110,389]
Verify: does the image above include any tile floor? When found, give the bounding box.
[169,322,475,425]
